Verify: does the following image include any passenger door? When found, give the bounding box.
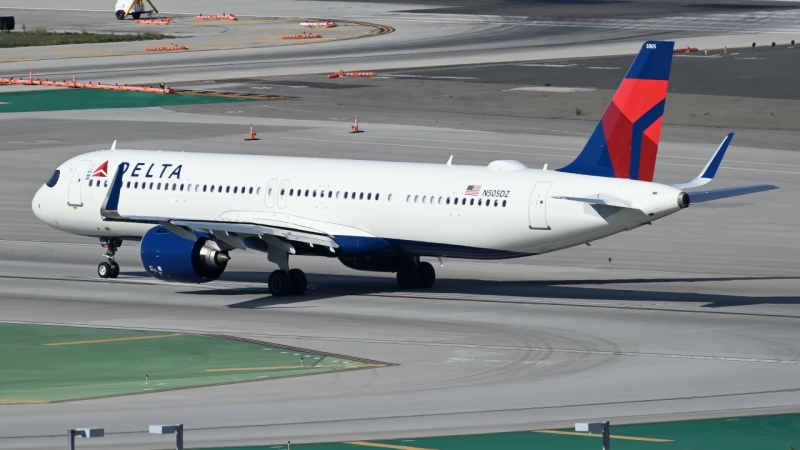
[67,160,91,206]
[528,182,552,230]
[277,179,290,208]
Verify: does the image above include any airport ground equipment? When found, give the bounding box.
[576,422,611,449]
[150,424,184,450]
[115,0,158,20]
[68,428,104,450]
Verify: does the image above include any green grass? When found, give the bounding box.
[0,323,377,402]
[0,28,171,47]
[205,414,800,450]
[0,89,252,113]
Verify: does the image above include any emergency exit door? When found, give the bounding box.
[528,182,552,230]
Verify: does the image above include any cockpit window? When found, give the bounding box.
[45,170,60,188]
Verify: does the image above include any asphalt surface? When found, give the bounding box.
[1,1,799,449]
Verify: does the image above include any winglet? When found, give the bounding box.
[672,133,733,190]
[100,163,127,219]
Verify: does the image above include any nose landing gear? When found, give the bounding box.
[98,238,122,279]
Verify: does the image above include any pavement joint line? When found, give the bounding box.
[345,441,435,450]
[42,333,184,346]
[534,430,673,442]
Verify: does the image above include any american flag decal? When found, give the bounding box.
[465,185,482,196]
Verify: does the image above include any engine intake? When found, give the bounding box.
[140,226,229,283]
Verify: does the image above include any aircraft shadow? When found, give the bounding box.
[172,271,800,310]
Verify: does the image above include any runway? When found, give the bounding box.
[1,0,800,448]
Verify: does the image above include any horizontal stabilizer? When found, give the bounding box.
[688,184,778,203]
[552,194,640,210]
[672,133,733,190]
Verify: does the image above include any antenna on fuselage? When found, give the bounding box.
[110,140,117,151]
[446,155,453,166]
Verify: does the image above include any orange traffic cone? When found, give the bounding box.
[245,123,259,141]
[349,115,363,133]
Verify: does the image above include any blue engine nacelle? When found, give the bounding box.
[140,226,230,283]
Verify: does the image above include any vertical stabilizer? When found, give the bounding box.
[559,40,674,181]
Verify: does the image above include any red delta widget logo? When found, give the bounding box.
[89,161,184,180]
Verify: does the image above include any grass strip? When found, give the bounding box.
[0,28,172,48]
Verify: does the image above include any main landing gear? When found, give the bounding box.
[396,258,435,289]
[269,269,307,297]
[98,238,122,279]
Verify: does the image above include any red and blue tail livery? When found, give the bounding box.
[560,40,674,182]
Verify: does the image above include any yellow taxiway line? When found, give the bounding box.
[43,334,184,346]
[0,399,47,404]
[345,441,435,450]
[205,364,371,372]
[535,430,673,442]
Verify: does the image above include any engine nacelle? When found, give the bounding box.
[140,226,230,283]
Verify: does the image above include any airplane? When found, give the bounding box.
[31,40,777,296]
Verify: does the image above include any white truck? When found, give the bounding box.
[114,0,158,20]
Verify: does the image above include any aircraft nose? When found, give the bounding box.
[31,185,55,224]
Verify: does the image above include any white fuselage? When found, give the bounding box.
[32,149,685,259]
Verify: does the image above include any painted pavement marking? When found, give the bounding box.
[43,333,184,346]
[535,430,673,442]
[345,441,436,450]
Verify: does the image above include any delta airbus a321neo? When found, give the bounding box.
[31,41,776,296]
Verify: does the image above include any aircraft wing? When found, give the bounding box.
[672,133,733,190]
[100,163,339,251]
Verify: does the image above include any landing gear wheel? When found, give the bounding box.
[418,262,435,289]
[115,10,125,20]
[269,270,293,297]
[289,269,307,296]
[109,262,120,279]
[98,262,112,279]
[131,12,141,19]
[396,262,420,289]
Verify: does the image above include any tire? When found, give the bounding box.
[396,261,419,289]
[115,10,125,20]
[98,262,111,278]
[131,12,141,19]
[418,262,435,289]
[109,262,120,279]
[289,269,307,295]
[269,270,293,297]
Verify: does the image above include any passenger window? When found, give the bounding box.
[210,185,214,192]
[257,187,261,195]
[225,186,229,193]
[503,200,507,207]
[406,195,410,203]
[89,179,93,187]
[45,170,60,188]
[336,191,340,199]
[173,183,177,191]
[105,180,109,188]
[241,186,245,194]
[313,190,317,197]
[376,193,380,201]
[422,195,426,203]
[305,190,309,197]
[462,198,466,205]
[181,184,185,191]
[344,192,349,199]
[203,185,207,192]
[234,187,238,194]
[134,181,138,188]
[414,195,419,203]
[289,189,294,196]
[478,199,482,206]
[359,193,364,200]
[126,182,130,188]
[279,188,283,195]
[328,191,332,198]
[470,199,474,205]
[494,200,498,207]
[446,197,450,205]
